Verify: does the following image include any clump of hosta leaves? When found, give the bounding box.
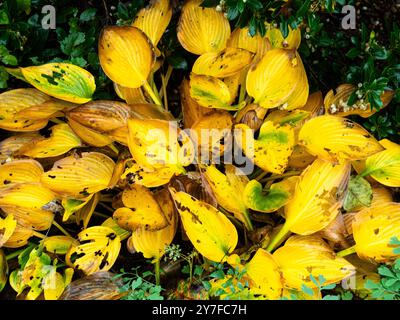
[0,0,399,301]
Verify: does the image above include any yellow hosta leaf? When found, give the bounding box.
[0,133,41,159]
[130,189,177,262]
[68,118,113,147]
[181,78,209,128]
[170,189,238,262]
[41,152,115,198]
[16,99,75,120]
[192,48,254,78]
[227,27,271,60]
[352,202,400,263]
[202,165,252,230]
[2,224,34,248]
[0,214,17,247]
[301,91,324,116]
[113,185,168,231]
[102,218,131,241]
[75,192,101,229]
[114,83,148,104]
[246,49,309,110]
[243,177,298,213]
[66,226,121,275]
[361,147,400,187]
[0,183,56,230]
[43,268,70,300]
[178,0,230,55]
[273,235,355,290]
[15,123,82,158]
[127,118,194,170]
[235,103,268,131]
[246,249,283,299]
[42,236,79,255]
[288,145,316,169]
[61,195,93,222]
[99,26,155,88]
[132,0,172,47]
[20,63,96,103]
[236,121,295,174]
[284,159,350,235]
[189,73,242,110]
[299,115,383,163]
[0,160,43,188]
[223,72,242,105]
[265,24,301,49]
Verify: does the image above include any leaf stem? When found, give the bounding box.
[336,245,357,258]
[266,224,291,252]
[52,220,72,238]
[243,209,254,231]
[154,259,161,286]
[6,248,25,261]
[108,143,119,155]
[32,231,46,239]
[143,80,162,106]
[161,73,169,111]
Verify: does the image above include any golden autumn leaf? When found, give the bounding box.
[0,214,17,247]
[246,49,309,110]
[273,235,355,290]
[0,182,56,231]
[227,27,271,60]
[41,152,115,198]
[61,195,94,222]
[113,184,168,231]
[267,159,350,251]
[43,267,74,300]
[265,24,301,49]
[202,165,253,230]
[132,0,172,48]
[68,118,113,147]
[15,123,82,158]
[192,47,254,78]
[178,0,230,55]
[101,218,131,241]
[235,121,295,174]
[235,103,268,131]
[299,115,383,163]
[1,224,34,248]
[99,26,155,89]
[129,189,178,262]
[16,99,75,120]
[287,145,316,169]
[75,192,101,229]
[66,226,121,275]
[42,236,79,255]
[19,63,95,103]
[0,159,43,188]
[0,133,41,160]
[170,188,238,262]
[189,73,244,110]
[127,118,194,170]
[361,145,400,187]
[352,202,400,263]
[114,83,148,104]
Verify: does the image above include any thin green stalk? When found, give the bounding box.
[143,80,162,106]
[108,143,119,155]
[6,248,25,261]
[32,231,46,239]
[336,245,357,258]
[243,209,254,232]
[52,220,72,238]
[161,73,169,111]
[266,224,291,252]
[260,171,301,183]
[93,211,110,219]
[154,259,161,286]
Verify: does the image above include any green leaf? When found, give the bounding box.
[0,10,9,25]
[210,269,225,280]
[80,8,97,22]
[60,32,86,56]
[2,54,18,66]
[167,55,188,70]
[343,176,373,212]
[301,284,314,296]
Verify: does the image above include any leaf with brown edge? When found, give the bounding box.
[273,235,355,290]
[113,184,168,232]
[66,226,121,275]
[299,115,384,163]
[246,49,309,110]
[235,121,295,174]
[192,48,254,78]
[41,152,115,198]
[20,63,96,104]
[0,159,43,188]
[15,123,82,158]
[130,189,178,262]
[352,202,400,263]
[99,26,155,88]
[0,182,56,231]
[169,188,238,262]
[0,214,17,247]
[0,133,41,159]
[68,118,113,147]
[189,73,232,110]
[132,0,172,48]
[287,145,316,170]
[177,0,230,55]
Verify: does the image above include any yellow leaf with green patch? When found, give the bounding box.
[61,195,93,222]
[41,152,115,198]
[177,0,230,55]
[66,226,121,275]
[99,26,155,88]
[102,218,131,241]
[265,24,301,49]
[113,184,168,231]
[20,63,95,103]
[352,202,400,263]
[273,235,355,290]
[42,236,79,255]
[192,48,254,78]
[299,115,383,163]
[170,188,238,262]
[75,193,101,229]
